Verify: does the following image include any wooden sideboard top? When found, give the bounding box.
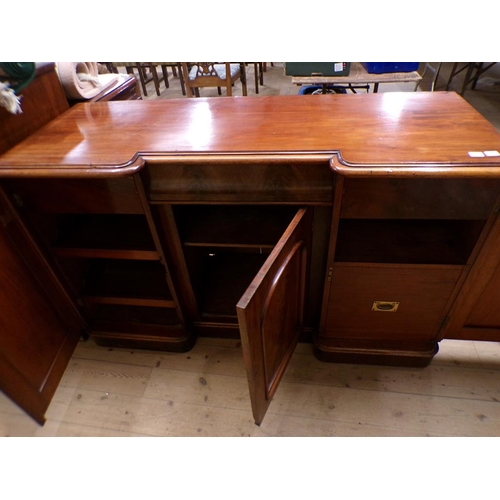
[1,92,500,177]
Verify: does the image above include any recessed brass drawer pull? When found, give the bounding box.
[372,301,400,312]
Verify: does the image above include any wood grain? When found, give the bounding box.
[2,93,500,175]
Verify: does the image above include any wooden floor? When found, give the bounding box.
[2,63,500,437]
[2,337,500,436]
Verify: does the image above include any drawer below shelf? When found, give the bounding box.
[322,263,463,342]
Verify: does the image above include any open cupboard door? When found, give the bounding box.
[0,188,84,424]
[237,208,312,425]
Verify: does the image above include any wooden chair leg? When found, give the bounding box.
[131,64,148,96]
[253,63,259,94]
[177,63,186,95]
[161,65,170,89]
[445,62,462,91]
[227,67,233,96]
[240,63,247,96]
[181,62,194,97]
[148,64,162,96]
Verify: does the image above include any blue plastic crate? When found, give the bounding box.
[361,62,419,74]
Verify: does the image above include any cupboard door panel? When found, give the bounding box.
[464,261,500,329]
[0,226,80,424]
[237,208,311,425]
[442,211,500,341]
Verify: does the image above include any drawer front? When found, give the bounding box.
[324,264,462,341]
[340,178,500,219]
[146,160,333,204]
[8,177,143,214]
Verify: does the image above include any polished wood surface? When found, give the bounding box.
[146,157,333,204]
[0,188,82,424]
[237,208,312,425]
[316,168,500,365]
[2,91,500,426]
[324,264,462,341]
[340,177,500,219]
[1,93,500,175]
[0,64,81,424]
[441,208,500,341]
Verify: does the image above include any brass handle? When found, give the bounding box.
[372,301,399,312]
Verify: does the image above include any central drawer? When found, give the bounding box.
[146,159,333,204]
[324,264,463,342]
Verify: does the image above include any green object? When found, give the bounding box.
[285,62,351,77]
[0,62,36,93]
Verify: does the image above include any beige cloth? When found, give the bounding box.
[56,62,118,100]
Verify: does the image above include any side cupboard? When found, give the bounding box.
[1,91,500,425]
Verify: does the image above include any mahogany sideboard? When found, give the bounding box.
[1,92,500,426]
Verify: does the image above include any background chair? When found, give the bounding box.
[159,63,186,95]
[106,63,164,96]
[247,63,264,94]
[106,63,185,97]
[416,62,443,91]
[445,62,497,96]
[181,62,247,97]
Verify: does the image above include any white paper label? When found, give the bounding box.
[334,63,343,72]
[468,151,485,157]
[484,150,500,157]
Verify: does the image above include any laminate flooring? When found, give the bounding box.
[2,63,500,438]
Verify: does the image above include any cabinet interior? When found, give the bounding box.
[53,214,156,253]
[173,205,302,324]
[9,179,188,343]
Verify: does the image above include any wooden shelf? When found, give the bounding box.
[83,296,176,308]
[53,248,159,260]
